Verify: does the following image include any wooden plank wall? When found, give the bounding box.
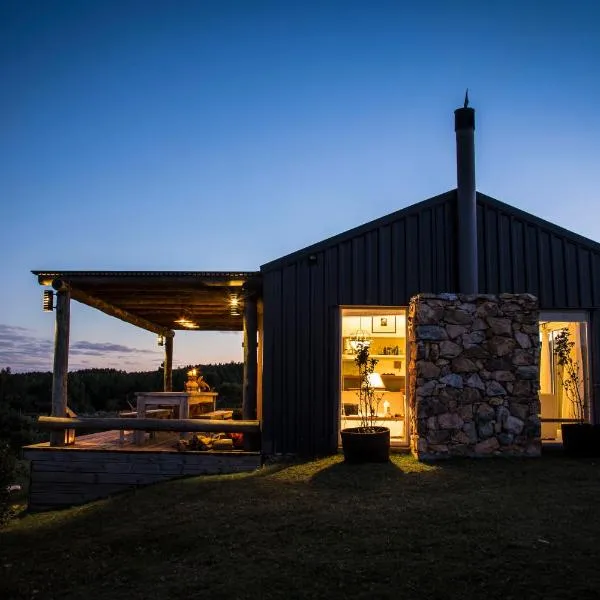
[261,192,458,456]
[24,449,261,511]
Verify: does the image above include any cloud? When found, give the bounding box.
[0,324,161,373]
[70,341,156,354]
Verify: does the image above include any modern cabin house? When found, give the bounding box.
[26,100,600,507]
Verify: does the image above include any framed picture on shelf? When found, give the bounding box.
[372,315,396,334]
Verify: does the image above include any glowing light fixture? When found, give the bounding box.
[42,290,54,312]
[175,309,199,329]
[367,372,386,390]
[349,329,371,352]
[229,294,241,316]
[157,335,165,346]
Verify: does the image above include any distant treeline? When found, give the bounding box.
[0,363,243,451]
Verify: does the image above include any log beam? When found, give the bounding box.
[54,280,174,337]
[242,293,258,420]
[50,289,71,445]
[164,336,173,392]
[37,416,260,434]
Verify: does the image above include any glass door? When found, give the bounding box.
[539,314,590,442]
[339,308,408,445]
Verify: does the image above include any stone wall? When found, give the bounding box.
[408,293,541,459]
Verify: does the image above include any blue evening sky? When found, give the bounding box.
[1,0,599,372]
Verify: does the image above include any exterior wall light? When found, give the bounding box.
[43,290,54,312]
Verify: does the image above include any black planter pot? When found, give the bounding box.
[561,423,599,457]
[340,426,390,463]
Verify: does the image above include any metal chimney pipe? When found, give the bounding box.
[454,91,478,294]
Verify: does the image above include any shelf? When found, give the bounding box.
[342,354,405,360]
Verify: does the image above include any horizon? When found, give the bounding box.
[2,0,599,372]
[1,358,244,376]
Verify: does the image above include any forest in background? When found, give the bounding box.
[0,363,243,451]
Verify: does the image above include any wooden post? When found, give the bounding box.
[164,335,173,392]
[242,294,258,421]
[50,287,71,446]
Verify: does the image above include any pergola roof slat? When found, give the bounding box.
[33,270,261,332]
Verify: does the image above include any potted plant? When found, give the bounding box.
[552,328,596,456]
[340,343,390,462]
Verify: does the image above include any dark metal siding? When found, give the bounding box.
[261,191,458,456]
[477,194,600,308]
[589,311,600,425]
[477,194,600,426]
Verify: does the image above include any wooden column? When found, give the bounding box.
[242,294,258,420]
[50,288,71,446]
[164,335,173,392]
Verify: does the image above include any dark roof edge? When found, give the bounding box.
[31,270,261,278]
[260,189,457,272]
[477,192,600,253]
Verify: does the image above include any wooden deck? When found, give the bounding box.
[24,431,262,512]
[27,430,195,452]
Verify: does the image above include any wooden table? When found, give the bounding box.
[133,392,218,444]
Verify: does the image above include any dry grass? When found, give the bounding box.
[2,453,600,600]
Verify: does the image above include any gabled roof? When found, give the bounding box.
[261,188,600,274]
[477,192,600,253]
[261,189,457,272]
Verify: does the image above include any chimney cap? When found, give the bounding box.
[454,89,475,131]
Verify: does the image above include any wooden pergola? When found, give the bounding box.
[33,270,262,445]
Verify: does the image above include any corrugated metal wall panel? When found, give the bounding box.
[391,219,406,305]
[590,311,600,425]
[282,265,298,453]
[477,196,600,308]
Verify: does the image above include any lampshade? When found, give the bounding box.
[367,372,385,390]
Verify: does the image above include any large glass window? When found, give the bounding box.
[539,313,590,442]
[340,308,408,445]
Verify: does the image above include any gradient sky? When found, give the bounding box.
[1,0,599,373]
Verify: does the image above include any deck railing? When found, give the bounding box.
[36,416,261,450]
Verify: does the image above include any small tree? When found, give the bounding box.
[553,328,585,424]
[354,343,382,430]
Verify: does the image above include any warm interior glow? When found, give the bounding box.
[367,372,385,390]
[539,318,589,441]
[340,308,407,443]
[348,329,371,351]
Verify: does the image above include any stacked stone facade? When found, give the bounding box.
[408,293,541,459]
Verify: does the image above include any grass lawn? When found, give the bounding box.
[2,453,600,600]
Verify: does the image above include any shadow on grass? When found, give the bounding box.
[308,457,407,491]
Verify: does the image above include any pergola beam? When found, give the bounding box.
[56,282,174,337]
